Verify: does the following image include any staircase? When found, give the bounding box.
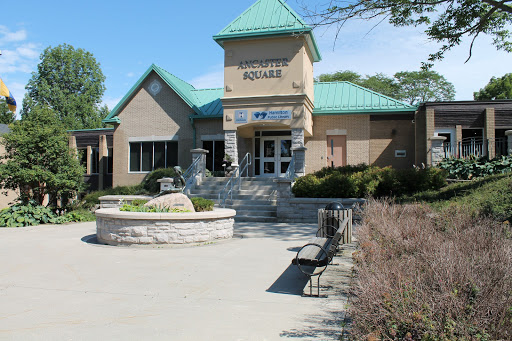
[188,177,277,222]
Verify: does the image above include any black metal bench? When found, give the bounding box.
[292,217,350,296]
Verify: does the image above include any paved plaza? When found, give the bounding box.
[0,221,352,340]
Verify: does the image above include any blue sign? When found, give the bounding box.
[252,110,292,121]
[235,110,248,123]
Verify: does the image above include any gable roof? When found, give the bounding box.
[103,65,417,125]
[213,0,321,62]
[313,82,417,114]
[103,65,223,124]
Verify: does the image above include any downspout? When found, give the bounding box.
[189,116,196,149]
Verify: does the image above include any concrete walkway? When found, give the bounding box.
[0,221,353,340]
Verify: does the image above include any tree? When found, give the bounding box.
[394,70,456,104]
[0,105,85,206]
[300,0,512,66]
[316,69,455,103]
[0,98,16,124]
[22,43,107,130]
[474,73,512,99]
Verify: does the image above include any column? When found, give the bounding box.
[190,148,208,176]
[430,136,446,166]
[291,146,307,177]
[425,108,435,165]
[455,125,462,158]
[485,108,495,158]
[98,135,108,190]
[224,130,238,166]
[68,135,77,155]
[291,128,304,148]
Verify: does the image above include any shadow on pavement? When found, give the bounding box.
[235,222,316,241]
[266,264,310,295]
[81,234,100,244]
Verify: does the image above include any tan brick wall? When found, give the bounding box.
[426,108,435,165]
[415,109,427,165]
[370,119,415,169]
[305,115,370,173]
[113,71,196,187]
[195,119,223,148]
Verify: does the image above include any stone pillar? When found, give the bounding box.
[430,136,446,166]
[425,108,435,165]
[485,108,495,158]
[98,135,108,190]
[291,128,304,148]
[86,146,92,175]
[505,130,512,155]
[224,130,238,166]
[291,146,307,177]
[191,148,208,176]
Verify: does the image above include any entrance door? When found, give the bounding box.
[326,135,347,167]
[259,137,292,177]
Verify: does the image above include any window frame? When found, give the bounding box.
[128,140,179,173]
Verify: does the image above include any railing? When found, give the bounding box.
[218,153,252,208]
[284,154,296,180]
[442,137,508,159]
[183,155,203,192]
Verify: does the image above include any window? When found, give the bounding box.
[106,148,113,174]
[91,148,99,174]
[129,141,178,172]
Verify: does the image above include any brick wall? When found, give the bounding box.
[305,115,370,173]
[370,118,415,169]
[113,71,196,187]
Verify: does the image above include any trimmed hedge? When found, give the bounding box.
[191,197,214,212]
[292,165,447,198]
[141,168,177,194]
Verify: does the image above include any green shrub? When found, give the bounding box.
[141,168,177,194]
[438,155,512,180]
[292,174,322,197]
[131,199,148,207]
[62,209,96,222]
[191,197,214,212]
[0,200,61,227]
[81,185,144,209]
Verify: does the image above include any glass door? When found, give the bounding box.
[257,137,292,177]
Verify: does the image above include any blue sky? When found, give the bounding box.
[1,0,511,116]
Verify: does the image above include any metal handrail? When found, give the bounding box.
[284,154,296,180]
[218,153,252,207]
[183,155,202,190]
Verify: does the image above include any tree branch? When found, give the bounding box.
[480,0,512,14]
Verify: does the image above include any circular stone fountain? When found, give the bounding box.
[95,207,236,246]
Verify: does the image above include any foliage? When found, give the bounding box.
[130,199,148,207]
[0,106,85,206]
[141,168,178,194]
[190,197,214,212]
[62,209,96,222]
[301,0,512,67]
[437,155,512,179]
[119,204,190,213]
[0,200,62,227]
[350,200,512,339]
[394,70,455,104]
[404,173,512,222]
[316,69,455,104]
[0,98,16,124]
[22,43,107,130]
[80,185,146,209]
[474,73,512,100]
[292,165,447,198]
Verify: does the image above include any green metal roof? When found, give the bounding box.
[213,0,321,62]
[103,65,225,124]
[313,82,417,115]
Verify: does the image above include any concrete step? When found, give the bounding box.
[228,205,277,213]
[234,215,277,223]
[189,189,276,196]
[235,209,277,217]
[189,193,276,201]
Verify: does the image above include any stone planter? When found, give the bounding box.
[95,208,236,246]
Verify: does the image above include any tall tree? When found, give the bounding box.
[0,105,85,206]
[0,98,16,124]
[300,0,512,66]
[394,70,455,104]
[22,44,107,130]
[474,73,512,99]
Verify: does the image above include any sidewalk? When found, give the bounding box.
[0,221,354,340]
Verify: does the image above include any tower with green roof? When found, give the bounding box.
[213,0,321,165]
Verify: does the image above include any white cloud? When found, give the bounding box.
[126,72,135,78]
[0,25,27,43]
[188,65,224,89]
[16,43,39,59]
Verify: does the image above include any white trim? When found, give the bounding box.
[129,135,178,142]
[326,129,347,136]
[434,128,456,145]
[201,134,225,141]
